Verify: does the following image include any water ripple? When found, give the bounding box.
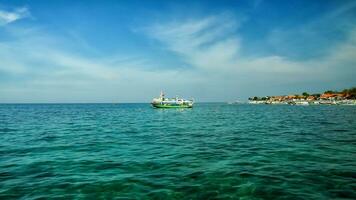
[0,103,355,199]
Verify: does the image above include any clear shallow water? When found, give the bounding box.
[0,103,355,199]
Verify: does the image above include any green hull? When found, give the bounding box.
[152,103,193,108]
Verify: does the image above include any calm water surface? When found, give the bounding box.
[0,103,355,199]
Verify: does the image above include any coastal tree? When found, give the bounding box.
[346,87,356,99]
[324,90,335,94]
[261,97,269,101]
[312,93,321,98]
[302,92,309,97]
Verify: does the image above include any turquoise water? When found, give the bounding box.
[0,103,355,199]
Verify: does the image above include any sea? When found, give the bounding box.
[0,103,355,199]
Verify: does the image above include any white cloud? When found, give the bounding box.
[0,11,355,103]
[145,14,356,97]
[0,25,202,103]
[0,7,30,26]
[148,14,240,56]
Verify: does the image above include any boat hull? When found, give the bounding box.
[151,103,193,108]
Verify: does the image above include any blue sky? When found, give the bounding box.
[0,0,355,103]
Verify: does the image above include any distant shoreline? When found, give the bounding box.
[247,87,356,105]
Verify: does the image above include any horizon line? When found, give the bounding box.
[0,102,229,104]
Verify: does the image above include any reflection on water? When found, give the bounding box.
[0,103,355,199]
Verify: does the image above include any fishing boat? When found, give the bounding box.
[151,91,194,108]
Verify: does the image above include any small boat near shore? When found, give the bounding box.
[151,91,194,108]
[294,101,309,105]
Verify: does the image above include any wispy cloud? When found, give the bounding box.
[147,13,241,56]
[144,13,356,96]
[146,14,243,72]
[267,1,356,60]
[325,0,356,19]
[0,7,30,26]
[1,2,355,103]
[0,24,200,102]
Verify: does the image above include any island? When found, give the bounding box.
[248,87,356,105]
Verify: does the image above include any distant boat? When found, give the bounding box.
[227,100,243,104]
[294,101,309,105]
[151,91,194,108]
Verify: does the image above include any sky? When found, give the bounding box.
[0,0,355,103]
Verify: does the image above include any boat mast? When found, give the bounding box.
[160,91,165,100]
